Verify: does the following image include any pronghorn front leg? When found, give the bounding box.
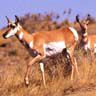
[25,55,45,86]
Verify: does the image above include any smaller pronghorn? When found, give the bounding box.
[76,15,96,61]
[3,16,79,87]
[76,15,89,51]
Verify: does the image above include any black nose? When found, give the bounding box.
[3,32,7,39]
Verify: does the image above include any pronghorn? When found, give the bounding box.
[3,16,79,87]
[76,15,96,61]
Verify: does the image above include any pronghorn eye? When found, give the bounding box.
[10,25,16,29]
[86,23,89,25]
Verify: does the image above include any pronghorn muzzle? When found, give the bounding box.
[3,32,8,39]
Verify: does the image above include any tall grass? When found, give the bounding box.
[0,48,96,96]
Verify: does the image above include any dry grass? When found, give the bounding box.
[1,24,96,96]
[0,39,96,96]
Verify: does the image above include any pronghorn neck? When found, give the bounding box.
[16,27,33,49]
[80,27,88,50]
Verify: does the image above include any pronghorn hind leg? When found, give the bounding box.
[70,57,80,81]
[73,57,80,79]
[62,48,78,81]
[64,50,80,81]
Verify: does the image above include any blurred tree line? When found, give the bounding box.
[20,13,60,33]
[19,10,96,34]
[20,9,73,33]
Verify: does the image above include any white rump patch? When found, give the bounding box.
[83,32,88,37]
[19,32,24,40]
[84,40,90,51]
[84,44,88,51]
[94,43,96,53]
[87,40,91,49]
[29,41,33,49]
[44,41,66,56]
[69,27,78,41]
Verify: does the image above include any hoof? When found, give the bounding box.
[24,78,29,86]
[25,81,29,86]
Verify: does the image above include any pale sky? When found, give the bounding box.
[0,0,95,28]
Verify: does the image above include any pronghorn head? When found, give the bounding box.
[82,20,89,30]
[3,15,21,39]
[76,15,89,31]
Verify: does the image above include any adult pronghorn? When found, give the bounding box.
[3,16,79,87]
[76,15,96,61]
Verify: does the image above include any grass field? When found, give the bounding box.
[0,23,96,96]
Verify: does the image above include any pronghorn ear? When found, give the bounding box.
[6,16,13,24]
[86,20,90,25]
[15,15,20,24]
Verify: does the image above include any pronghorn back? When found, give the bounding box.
[32,27,78,47]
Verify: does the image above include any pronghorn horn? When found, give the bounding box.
[15,15,20,23]
[6,16,12,23]
[76,15,80,23]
